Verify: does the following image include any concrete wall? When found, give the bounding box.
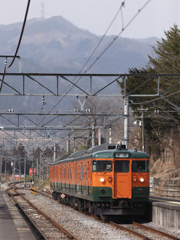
[152,202,180,229]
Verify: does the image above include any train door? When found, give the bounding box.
[82,163,88,197]
[76,165,81,195]
[89,161,92,195]
[60,166,62,190]
[114,160,131,199]
[69,164,71,192]
[58,166,60,190]
[75,163,77,194]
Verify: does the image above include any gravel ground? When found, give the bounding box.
[4,183,180,240]
[142,221,180,239]
[19,190,140,240]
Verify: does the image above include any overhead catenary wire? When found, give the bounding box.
[34,1,126,129]
[0,0,31,92]
[2,1,151,149]
[36,0,151,129]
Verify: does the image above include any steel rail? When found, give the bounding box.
[8,191,48,240]
[18,191,76,239]
[33,190,180,240]
[109,221,153,240]
[132,221,179,240]
[7,185,77,240]
[30,190,180,240]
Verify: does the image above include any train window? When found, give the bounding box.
[114,161,129,173]
[132,161,149,172]
[92,161,112,172]
[83,165,87,180]
[62,168,64,179]
[77,166,80,180]
[86,165,88,180]
[58,167,60,179]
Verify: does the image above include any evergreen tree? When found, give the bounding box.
[118,25,180,157]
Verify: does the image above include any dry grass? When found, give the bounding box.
[150,158,180,180]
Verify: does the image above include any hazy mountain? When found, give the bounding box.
[0,16,158,128]
[0,16,158,74]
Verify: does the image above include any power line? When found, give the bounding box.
[0,0,31,92]
[36,0,151,128]
[35,1,126,127]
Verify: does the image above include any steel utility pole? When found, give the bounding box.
[24,151,26,187]
[124,97,129,149]
[135,107,150,152]
[92,124,95,147]
[0,146,2,189]
[54,143,56,162]
[19,155,21,180]
[67,134,70,155]
[73,138,76,153]
[32,149,34,187]
[109,127,112,144]
[39,152,42,181]
[5,154,7,182]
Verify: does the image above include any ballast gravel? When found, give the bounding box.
[20,190,139,240]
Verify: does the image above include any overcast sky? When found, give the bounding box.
[0,0,180,39]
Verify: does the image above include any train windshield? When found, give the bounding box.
[132,161,149,172]
[114,160,129,172]
[92,161,112,172]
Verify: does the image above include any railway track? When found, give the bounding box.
[110,221,179,240]
[35,189,180,240]
[7,183,179,240]
[7,185,77,240]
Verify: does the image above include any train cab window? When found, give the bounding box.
[132,161,149,172]
[114,161,129,173]
[92,161,112,172]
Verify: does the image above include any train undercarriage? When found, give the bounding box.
[52,191,147,218]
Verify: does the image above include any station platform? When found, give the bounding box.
[149,196,180,229]
[0,189,36,240]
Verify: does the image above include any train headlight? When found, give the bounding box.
[100,177,105,183]
[139,177,144,182]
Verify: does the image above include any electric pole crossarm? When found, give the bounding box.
[31,130,45,138]
[4,138,16,146]
[16,130,31,139]
[0,79,22,95]
[128,94,159,97]
[92,76,122,96]
[60,75,90,96]
[0,115,18,127]
[127,76,155,96]
[26,75,56,96]
[161,97,180,111]
[41,115,60,127]
[22,115,41,127]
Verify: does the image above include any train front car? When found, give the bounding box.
[92,145,150,218]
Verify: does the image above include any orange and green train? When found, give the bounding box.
[50,143,150,218]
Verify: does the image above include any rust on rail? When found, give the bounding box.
[133,222,180,240]
[109,221,153,240]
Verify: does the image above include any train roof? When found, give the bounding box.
[51,144,149,165]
